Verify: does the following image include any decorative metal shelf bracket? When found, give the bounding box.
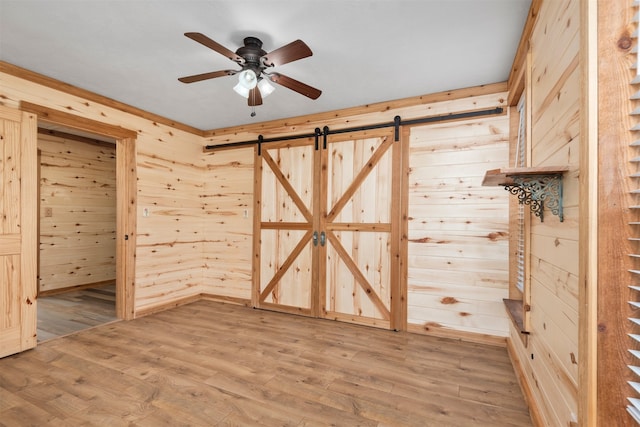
[503,174,564,222]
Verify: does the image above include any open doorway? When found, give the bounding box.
[19,101,139,344]
[36,125,118,341]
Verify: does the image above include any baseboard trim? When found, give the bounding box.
[38,280,115,297]
[134,293,252,318]
[407,323,507,347]
[506,337,544,427]
[134,294,202,318]
[199,293,251,307]
[134,294,508,350]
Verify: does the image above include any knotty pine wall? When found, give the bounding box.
[508,1,581,425]
[203,87,511,338]
[38,131,116,293]
[0,67,207,314]
[134,134,205,311]
[1,64,513,340]
[203,147,254,301]
[407,115,510,338]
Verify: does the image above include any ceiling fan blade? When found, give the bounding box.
[184,32,245,64]
[178,70,237,83]
[248,87,263,106]
[262,40,312,67]
[269,73,322,100]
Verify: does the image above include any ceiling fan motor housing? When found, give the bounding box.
[236,37,267,73]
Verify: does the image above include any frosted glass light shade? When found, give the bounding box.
[238,69,257,89]
[233,82,250,98]
[234,69,259,98]
[258,78,275,98]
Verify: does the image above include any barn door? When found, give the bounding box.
[0,106,38,358]
[320,128,401,329]
[254,138,319,316]
[253,128,405,329]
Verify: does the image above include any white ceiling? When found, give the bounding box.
[0,0,531,132]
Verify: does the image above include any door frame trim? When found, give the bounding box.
[20,102,137,320]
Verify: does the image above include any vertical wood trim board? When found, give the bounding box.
[579,0,598,424]
[116,137,137,320]
[20,111,38,352]
[596,0,638,425]
[251,145,262,308]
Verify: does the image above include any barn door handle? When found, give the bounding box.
[313,231,318,246]
[320,231,326,247]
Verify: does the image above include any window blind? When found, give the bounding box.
[515,95,526,293]
[628,1,640,423]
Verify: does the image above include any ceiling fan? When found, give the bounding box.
[178,33,322,109]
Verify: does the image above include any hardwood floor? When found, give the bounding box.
[37,284,117,342]
[1,300,532,426]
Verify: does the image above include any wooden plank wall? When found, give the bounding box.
[1,62,514,342]
[202,88,511,341]
[0,67,206,315]
[134,134,206,311]
[202,148,254,302]
[508,1,581,425]
[406,113,510,338]
[38,132,116,293]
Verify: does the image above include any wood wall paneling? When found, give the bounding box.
[1,68,207,316]
[131,135,205,313]
[203,148,254,302]
[38,132,117,293]
[3,62,516,346]
[407,112,511,338]
[506,0,582,425]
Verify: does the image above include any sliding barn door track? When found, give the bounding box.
[204,107,504,153]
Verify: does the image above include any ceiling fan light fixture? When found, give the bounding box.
[237,69,258,89]
[258,78,275,98]
[179,33,321,104]
[233,82,251,98]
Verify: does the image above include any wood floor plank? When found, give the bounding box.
[0,300,532,426]
[37,284,117,342]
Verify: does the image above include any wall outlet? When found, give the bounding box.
[44,207,53,217]
[142,207,150,218]
[243,209,248,218]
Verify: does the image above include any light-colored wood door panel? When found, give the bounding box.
[254,140,317,315]
[254,129,404,329]
[321,130,397,329]
[0,105,38,358]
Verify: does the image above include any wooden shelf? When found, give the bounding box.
[483,166,569,222]
[503,298,528,335]
[482,166,569,186]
